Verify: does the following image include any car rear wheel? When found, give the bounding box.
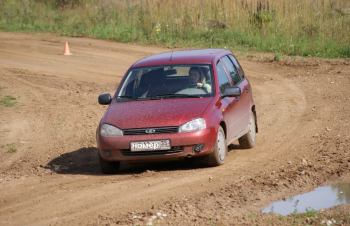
[207,126,227,166]
[98,154,120,174]
[238,111,256,149]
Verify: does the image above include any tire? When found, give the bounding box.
[207,126,227,166]
[238,111,256,149]
[98,154,120,174]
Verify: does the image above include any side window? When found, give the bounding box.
[216,60,231,94]
[228,55,245,79]
[222,56,241,85]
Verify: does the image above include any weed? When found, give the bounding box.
[303,209,318,218]
[247,212,257,220]
[7,143,17,153]
[1,143,17,153]
[274,52,282,62]
[0,95,17,107]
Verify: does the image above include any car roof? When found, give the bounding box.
[132,49,232,68]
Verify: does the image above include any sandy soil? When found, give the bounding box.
[0,32,349,226]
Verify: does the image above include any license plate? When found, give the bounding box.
[130,140,171,152]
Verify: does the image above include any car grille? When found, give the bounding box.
[123,126,178,135]
[121,146,183,156]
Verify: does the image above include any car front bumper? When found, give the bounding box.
[97,127,217,162]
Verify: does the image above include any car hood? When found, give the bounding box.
[102,97,213,129]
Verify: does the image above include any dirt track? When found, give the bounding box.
[0,32,349,225]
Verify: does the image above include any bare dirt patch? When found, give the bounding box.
[0,32,349,225]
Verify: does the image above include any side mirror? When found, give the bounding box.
[222,87,241,98]
[98,93,112,105]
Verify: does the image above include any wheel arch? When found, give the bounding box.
[220,121,227,138]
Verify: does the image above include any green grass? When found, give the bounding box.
[0,95,17,107]
[1,143,17,153]
[0,0,349,58]
[261,208,350,226]
[293,209,318,218]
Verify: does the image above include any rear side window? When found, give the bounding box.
[216,60,231,94]
[228,55,245,79]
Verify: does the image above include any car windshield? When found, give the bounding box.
[117,64,214,100]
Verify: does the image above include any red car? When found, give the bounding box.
[97,49,257,173]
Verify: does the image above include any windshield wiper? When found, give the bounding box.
[117,95,137,99]
[117,95,160,101]
[117,94,203,101]
[149,94,203,99]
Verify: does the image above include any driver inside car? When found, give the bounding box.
[188,67,212,93]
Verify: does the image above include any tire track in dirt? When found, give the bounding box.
[0,32,349,226]
[0,59,309,226]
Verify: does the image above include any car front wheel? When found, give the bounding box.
[207,126,227,166]
[238,111,256,149]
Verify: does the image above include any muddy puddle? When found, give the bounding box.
[262,182,350,215]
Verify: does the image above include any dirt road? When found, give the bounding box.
[0,32,349,225]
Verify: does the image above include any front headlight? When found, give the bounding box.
[179,118,206,133]
[100,124,123,136]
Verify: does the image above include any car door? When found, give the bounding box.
[229,54,251,125]
[221,55,250,139]
[216,59,243,143]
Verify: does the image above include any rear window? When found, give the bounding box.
[117,64,214,100]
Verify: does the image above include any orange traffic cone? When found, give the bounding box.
[63,41,72,56]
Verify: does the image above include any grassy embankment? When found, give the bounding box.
[0,0,349,58]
